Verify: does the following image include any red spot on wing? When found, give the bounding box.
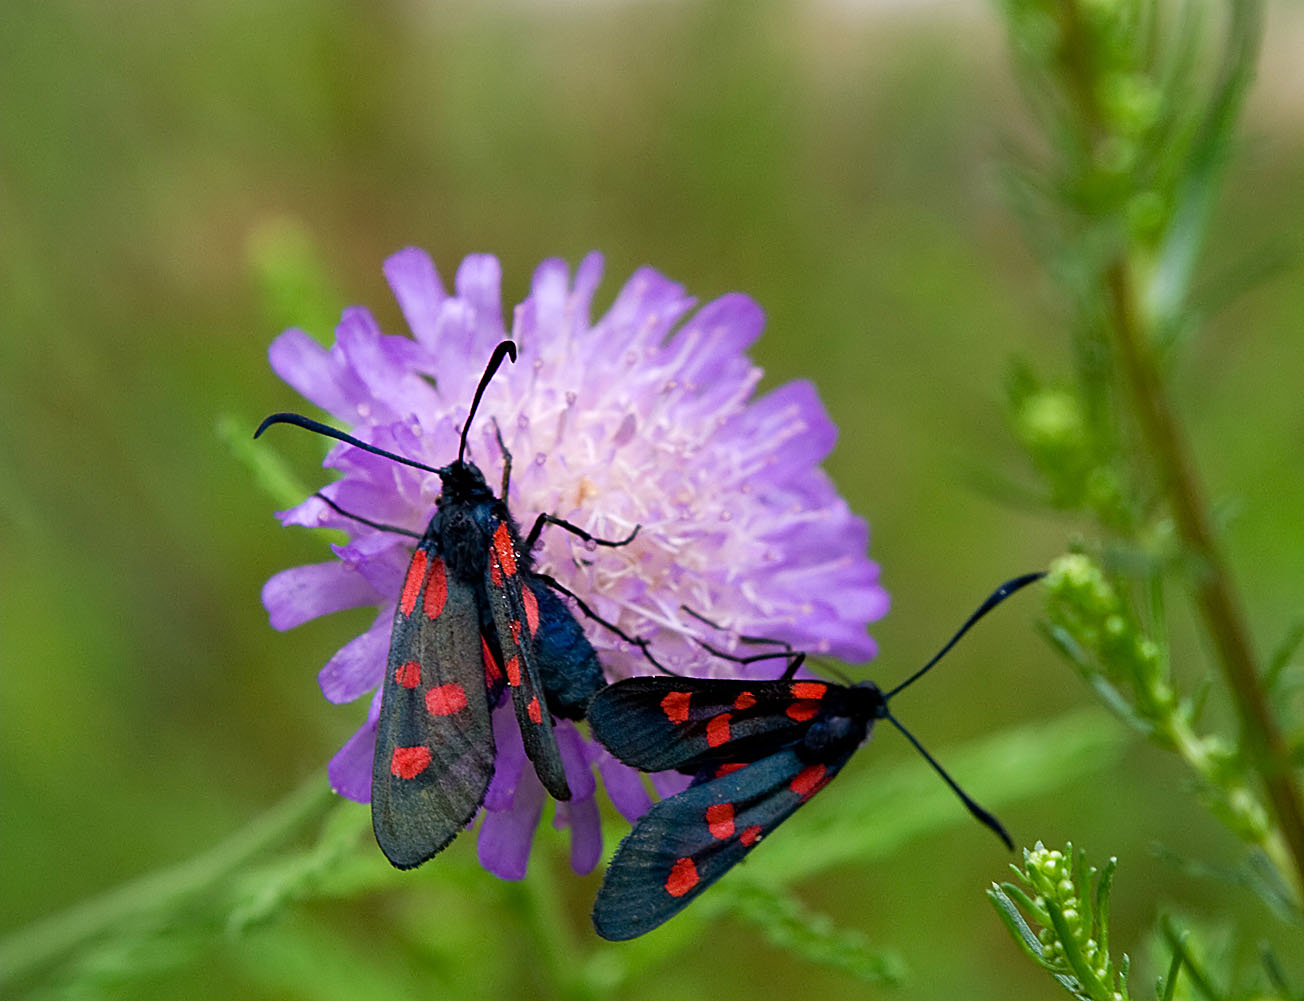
[790,681,827,700]
[394,660,421,689]
[425,683,468,716]
[705,802,735,840]
[715,762,746,778]
[510,619,523,645]
[400,550,429,616]
[786,700,820,723]
[521,587,539,635]
[505,656,522,687]
[740,825,762,846]
[528,696,543,724]
[706,712,732,748]
[390,745,432,779]
[664,857,699,898]
[423,556,448,619]
[492,522,517,577]
[489,558,502,588]
[482,637,503,685]
[660,690,691,724]
[790,763,829,800]
[733,690,756,711]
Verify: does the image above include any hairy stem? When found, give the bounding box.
[1106,259,1304,898]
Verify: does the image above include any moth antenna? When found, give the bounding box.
[884,572,1044,700]
[311,492,422,538]
[458,340,517,465]
[253,412,446,477]
[254,341,519,476]
[882,710,1013,849]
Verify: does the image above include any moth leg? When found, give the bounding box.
[490,419,513,498]
[524,513,640,553]
[695,643,807,680]
[681,604,805,680]
[534,573,679,676]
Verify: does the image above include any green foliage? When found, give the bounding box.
[726,884,906,985]
[990,0,1304,997]
[0,707,1124,998]
[990,843,1130,1001]
[5,1,1304,999]
[1044,554,1277,853]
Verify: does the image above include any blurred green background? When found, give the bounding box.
[3,1,1302,998]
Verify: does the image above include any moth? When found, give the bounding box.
[588,573,1043,939]
[258,340,635,868]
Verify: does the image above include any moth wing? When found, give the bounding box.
[591,745,856,940]
[526,580,604,721]
[589,675,831,773]
[484,523,571,800]
[372,542,495,869]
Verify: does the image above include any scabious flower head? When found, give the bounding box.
[262,248,888,879]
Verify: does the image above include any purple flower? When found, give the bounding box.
[262,248,889,879]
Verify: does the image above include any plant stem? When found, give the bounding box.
[1044,0,1303,902]
[1105,259,1304,899]
[0,775,335,989]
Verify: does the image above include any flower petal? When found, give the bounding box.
[724,380,837,482]
[335,307,440,420]
[557,793,602,876]
[650,770,692,799]
[318,612,391,703]
[592,266,694,355]
[554,721,596,799]
[669,293,765,388]
[454,254,507,354]
[598,755,652,824]
[478,770,544,880]
[262,561,380,630]
[482,702,527,812]
[327,690,380,803]
[267,328,367,423]
[384,246,448,350]
[331,538,410,599]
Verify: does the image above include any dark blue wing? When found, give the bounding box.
[372,538,495,869]
[589,675,839,774]
[591,744,858,940]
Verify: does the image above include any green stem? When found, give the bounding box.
[0,775,334,989]
[1106,259,1304,900]
[1161,707,1292,879]
[1048,0,1304,903]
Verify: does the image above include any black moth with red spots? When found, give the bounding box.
[257,341,620,869]
[588,573,1043,940]
[368,450,597,869]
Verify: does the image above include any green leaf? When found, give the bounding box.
[1264,617,1304,693]
[1094,854,1117,963]
[1157,938,1185,1001]
[725,882,906,985]
[1159,916,1228,1001]
[988,883,1052,967]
